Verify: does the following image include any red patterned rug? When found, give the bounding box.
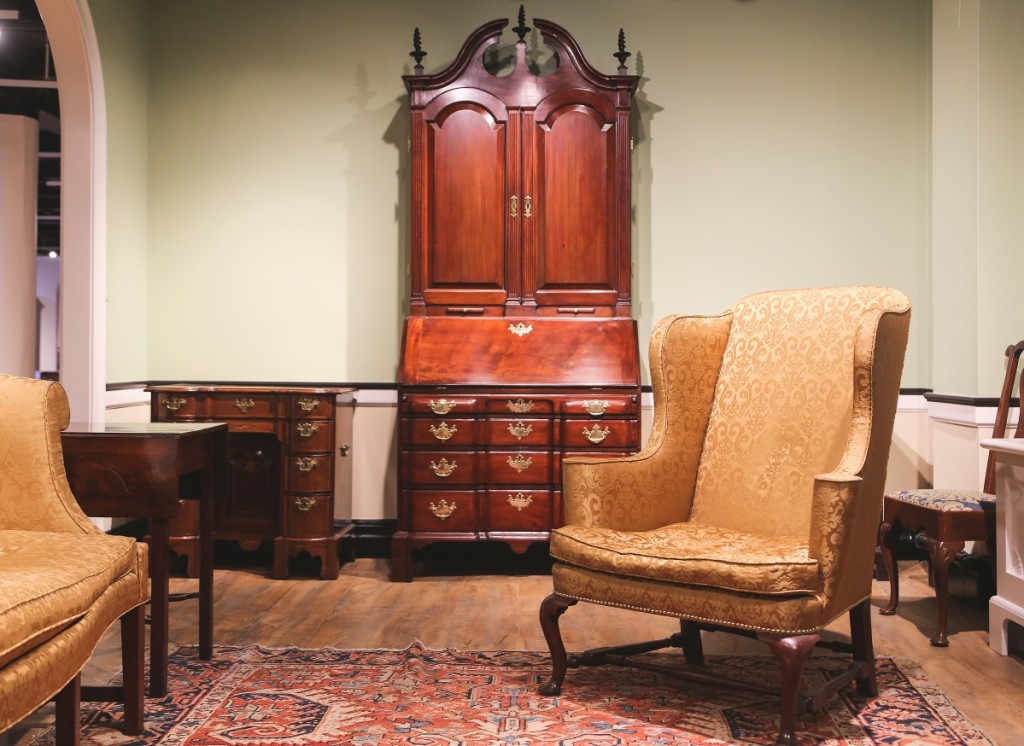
[24,643,992,745]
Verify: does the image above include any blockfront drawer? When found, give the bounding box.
[154,393,199,419]
[291,394,335,420]
[401,418,477,447]
[406,489,478,532]
[403,450,477,486]
[209,393,276,419]
[289,420,335,453]
[561,419,640,449]
[485,418,553,447]
[286,454,334,493]
[485,489,553,531]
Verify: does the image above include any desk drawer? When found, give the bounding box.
[485,489,553,531]
[485,418,553,447]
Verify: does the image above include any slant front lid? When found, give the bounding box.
[400,317,639,387]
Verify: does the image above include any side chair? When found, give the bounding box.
[879,340,1024,646]
[538,286,911,746]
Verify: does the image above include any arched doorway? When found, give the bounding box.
[35,0,106,421]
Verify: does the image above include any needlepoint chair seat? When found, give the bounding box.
[885,489,994,511]
[538,286,912,746]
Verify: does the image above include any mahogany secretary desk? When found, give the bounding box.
[392,9,642,581]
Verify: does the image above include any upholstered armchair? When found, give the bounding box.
[539,287,911,746]
[0,375,150,744]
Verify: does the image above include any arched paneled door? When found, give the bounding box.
[35,0,107,421]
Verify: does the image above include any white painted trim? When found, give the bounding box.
[897,393,928,412]
[928,399,1020,428]
[35,0,106,422]
[354,388,400,406]
[104,387,150,409]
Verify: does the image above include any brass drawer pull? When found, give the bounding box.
[428,399,456,415]
[296,457,320,473]
[583,425,611,444]
[296,422,320,439]
[507,454,532,473]
[429,499,457,519]
[507,399,534,413]
[234,397,255,413]
[507,421,533,440]
[298,397,320,414]
[429,458,457,477]
[582,399,610,416]
[294,496,318,512]
[507,492,533,511]
[163,396,187,412]
[429,422,457,441]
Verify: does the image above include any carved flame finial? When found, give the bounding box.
[513,5,531,42]
[410,27,427,73]
[614,28,632,73]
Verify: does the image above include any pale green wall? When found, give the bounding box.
[91,0,149,382]
[96,0,934,386]
[979,0,1024,395]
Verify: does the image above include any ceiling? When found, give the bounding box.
[0,0,61,255]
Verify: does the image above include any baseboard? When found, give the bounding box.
[350,519,397,559]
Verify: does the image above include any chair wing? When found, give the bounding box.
[562,311,732,531]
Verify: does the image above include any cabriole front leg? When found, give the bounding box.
[538,593,577,695]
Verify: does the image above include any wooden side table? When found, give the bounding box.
[62,422,227,697]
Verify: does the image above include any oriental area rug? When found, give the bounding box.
[23,642,992,745]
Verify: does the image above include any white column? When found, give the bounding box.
[0,114,40,377]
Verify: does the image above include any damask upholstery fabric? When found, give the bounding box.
[551,286,911,636]
[550,522,819,594]
[0,374,149,736]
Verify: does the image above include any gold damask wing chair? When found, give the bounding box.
[0,375,150,744]
[538,287,911,746]
[879,340,1024,646]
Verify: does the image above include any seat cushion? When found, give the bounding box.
[886,489,994,511]
[550,522,820,595]
[0,530,140,667]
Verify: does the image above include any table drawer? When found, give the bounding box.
[403,450,477,486]
[406,490,478,532]
[485,418,553,447]
[286,454,334,492]
[485,489,553,531]
[401,418,477,447]
[289,420,335,452]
